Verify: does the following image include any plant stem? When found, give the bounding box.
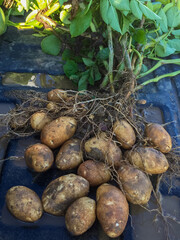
[135,70,180,91]
[137,59,180,79]
[107,25,115,93]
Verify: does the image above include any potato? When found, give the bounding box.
[96,184,129,238]
[117,164,153,205]
[77,160,111,186]
[113,120,136,149]
[65,197,96,236]
[84,137,122,169]
[42,173,89,216]
[46,102,59,112]
[55,139,83,170]
[6,186,43,222]
[126,147,169,174]
[145,123,172,153]
[30,112,52,131]
[47,89,67,102]
[41,116,77,149]
[25,143,54,172]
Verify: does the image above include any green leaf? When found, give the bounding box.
[97,48,109,60]
[0,7,6,35]
[93,66,101,81]
[139,2,161,20]
[100,0,110,24]
[36,0,47,9]
[78,74,88,91]
[163,2,173,13]
[172,30,180,36]
[157,9,168,32]
[62,49,74,61]
[82,58,95,67]
[41,35,61,56]
[166,6,180,28]
[155,40,176,57]
[59,0,68,6]
[63,60,78,77]
[133,28,146,44]
[130,0,142,19]
[110,0,130,11]
[108,5,121,32]
[26,9,38,22]
[89,69,94,85]
[60,10,71,24]
[168,39,180,51]
[152,2,162,12]
[70,9,92,37]
[122,15,131,34]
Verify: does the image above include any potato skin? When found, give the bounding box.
[6,186,43,222]
[65,197,96,236]
[84,137,122,169]
[113,120,136,149]
[126,147,169,174]
[30,112,51,131]
[96,184,129,238]
[25,143,54,172]
[117,164,153,205]
[145,123,172,153]
[47,89,67,102]
[77,160,111,186]
[42,174,89,216]
[41,116,77,149]
[55,139,83,170]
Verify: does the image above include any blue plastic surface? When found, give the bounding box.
[0,26,180,240]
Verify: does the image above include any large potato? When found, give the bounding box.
[47,89,67,102]
[42,174,89,216]
[84,137,122,169]
[25,143,54,172]
[117,164,153,205]
[126,147,169,174]
[145,123,172,153]
[6,186,43,222]
[113,120,136,149]
[55,139,83,170]
[96,184,129,238]
[65,197,96,236]
[41,116,77,149]
[77,160,111,186]
[30,112,51,131]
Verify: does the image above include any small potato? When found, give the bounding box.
[46,102,59,112]
[145,123,172,153]
[47,89,67,102]
[42,174,89,216]
[96,184,129,238]
[56,139,83,170]
[25,143,54,172]
[65,197,96,236]
[77,160,111,186]
[41,116,77,149]
[84,137,122,169]
[30,111,51,131]
[126,147,169,174]
[6,186,43,222]
[113,120,136,149]
[117,164,153,205]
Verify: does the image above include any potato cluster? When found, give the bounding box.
[6,89,172,238]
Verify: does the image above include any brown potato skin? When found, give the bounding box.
[145,123,172,153]
[47,89,67,102]
[42,174,89,216]
[6,186,43,222]
[65,197,96,236]
[113,120,136,149]
[126,147,169,174]
[25,143,54,172]
[41,116,77,149]
[96,184,129,238]
[117,164,153,205]
[84,137,122,169]
[30,112,51,131]
[55,139,83,170]
[77,160,111,186]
